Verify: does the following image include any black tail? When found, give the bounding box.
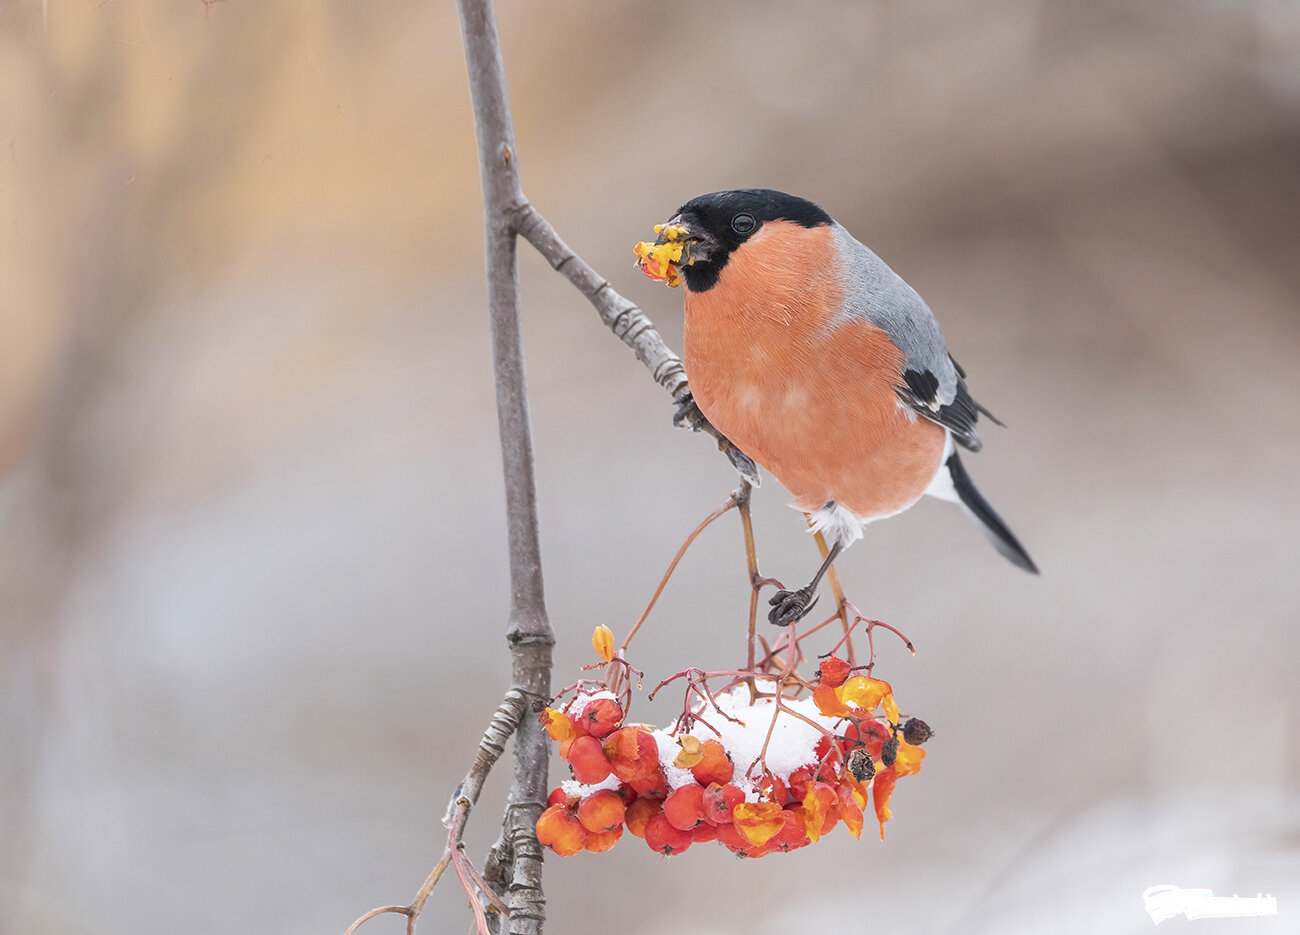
[946,452,1039,574]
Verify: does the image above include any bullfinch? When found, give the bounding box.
[639,189,1037,626]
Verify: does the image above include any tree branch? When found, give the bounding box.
[457,0,553,932]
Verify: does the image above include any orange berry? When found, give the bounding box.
[662,784,706,832]
[577,789,626,834]
[603,727,659,784]
[546,787,568,808]
[689,739,733,786]
[567,735,613,785]
[624,797,662,839]
[584,824,623,853]
[626,765,669,800]
[837,781,865,840]
[801,781,840,841]
[644,814,692,856]
[541,708,575,743]
[536,804,586,857]
[579,698,624,739]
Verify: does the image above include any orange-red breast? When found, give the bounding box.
[644,189,1037,625]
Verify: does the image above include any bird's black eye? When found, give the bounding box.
[731,213,756,235]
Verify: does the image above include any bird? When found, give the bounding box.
[637,188,1038,626]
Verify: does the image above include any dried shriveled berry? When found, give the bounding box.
[847,747,876,782]
[881,736,899,769]
[902,718,933,746]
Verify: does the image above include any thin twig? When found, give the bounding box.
[813,530,856,666]
[346,691,527,935]
[343,906,411,935]
[621,492,738,652]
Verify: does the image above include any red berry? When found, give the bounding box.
[691,822,719,844]
[786,767,814,801]
[717,822,772,858]
[579,698,624,739]
[764,774,789,807]
[644,814,693,856]
[567,735,613,784]
[662,784,706,832]
[817,655,852,687]
[769,809,810,852]
[702,782,745,825]
[843,719,889,758]
[546,787,568,808]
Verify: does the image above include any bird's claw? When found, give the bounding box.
[767,586,819,627]
[672,392,708,432]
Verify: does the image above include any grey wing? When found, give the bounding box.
[831,224,996,452]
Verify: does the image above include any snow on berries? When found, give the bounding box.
[537,628,931,859]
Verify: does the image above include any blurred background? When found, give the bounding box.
[2,1,1298,932]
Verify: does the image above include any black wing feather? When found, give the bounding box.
[897,361,989,453]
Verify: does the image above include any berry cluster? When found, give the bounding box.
[536,650,930,859]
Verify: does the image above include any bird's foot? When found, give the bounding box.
[672,392,707,432]
[767,586,820,627]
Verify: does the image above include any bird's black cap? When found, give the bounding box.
[671,189,832,291]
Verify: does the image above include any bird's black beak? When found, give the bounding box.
[654,213,717,265]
